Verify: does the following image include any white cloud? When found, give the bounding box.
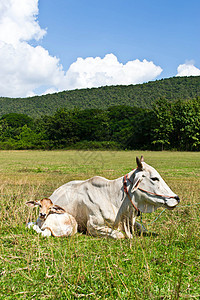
[61,54,163,90]
[0,41,65,97]
[176,62,200,77]
[0,0,64,97]
[0,0,163,98]
[0,0,46,45]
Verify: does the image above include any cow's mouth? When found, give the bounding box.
[165,205,177,210]
[39,214,46,220]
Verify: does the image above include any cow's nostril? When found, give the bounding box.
[175,196,180,203]
[40,213,46,218]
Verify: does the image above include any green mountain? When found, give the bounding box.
[0,76,200,118]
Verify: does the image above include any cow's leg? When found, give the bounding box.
[26,221,45,235]
[32,224,42,233]
[134,222,148,235]
[27,223,51,236]
[122,216,133,239]
[87,215,125,239]
[41,228,52,237]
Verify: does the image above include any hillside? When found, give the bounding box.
[0,76,200,118]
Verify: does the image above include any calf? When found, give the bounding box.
[26,198,77,237]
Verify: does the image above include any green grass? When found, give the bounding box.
[0,150,200,299]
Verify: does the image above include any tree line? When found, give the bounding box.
[0,97,200,151]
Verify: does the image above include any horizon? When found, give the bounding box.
[0,75,199,100]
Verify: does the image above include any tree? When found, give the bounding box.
[172,98,200,151]
[75,108,110,142]
[152,98,174,150]
[1,113,33,128]
[43,109,79,148]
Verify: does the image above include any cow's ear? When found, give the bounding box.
[131,178,143,193]
[51,205,66,214]
[136,156,143,170]
[26,200,40,207]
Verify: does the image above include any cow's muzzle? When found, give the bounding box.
[165,195,180,210]
[39,213,46,219]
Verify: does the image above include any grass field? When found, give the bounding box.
[0,150,200,299]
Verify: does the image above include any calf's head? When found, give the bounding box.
[26,198,66,221]
[131,156,180,212]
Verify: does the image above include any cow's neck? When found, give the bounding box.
[111,169,136,207]
[125,169,136,184]
[113,169,137,228]
[121,169,136,188]
[36,217,45,228]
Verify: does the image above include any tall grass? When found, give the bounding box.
[0,150,200,299]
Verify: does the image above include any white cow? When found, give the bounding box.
[26,198,77,237]
[26,156,180,238]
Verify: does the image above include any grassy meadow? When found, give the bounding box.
[0,150,200,299]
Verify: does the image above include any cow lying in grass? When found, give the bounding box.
[26,156,180,238]
[26,198,77,237]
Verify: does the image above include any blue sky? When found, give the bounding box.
[38,0,200,77]
[0,0,199,97]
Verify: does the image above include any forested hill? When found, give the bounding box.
[0,76,200,118]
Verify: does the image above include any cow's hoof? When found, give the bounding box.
[26,222,35,229]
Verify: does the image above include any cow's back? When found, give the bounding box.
[50,180,84,207]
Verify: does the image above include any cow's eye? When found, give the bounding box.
[151,177,159,181]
